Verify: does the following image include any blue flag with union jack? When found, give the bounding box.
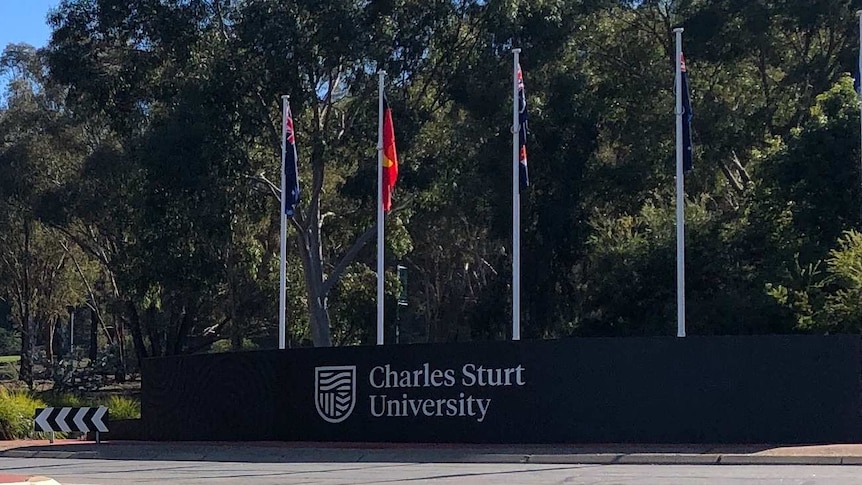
[681,54,693,172]
[284,103,301,216]
[517,64,529,190]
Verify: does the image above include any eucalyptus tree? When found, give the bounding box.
[45,0,490,348]
[0,44,91,384]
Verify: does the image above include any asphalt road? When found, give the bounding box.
[2,458,862,484]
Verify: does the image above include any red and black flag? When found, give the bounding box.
[381,96,398,212]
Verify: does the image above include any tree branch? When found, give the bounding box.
[322,195,414,295]
[58,237,112,343]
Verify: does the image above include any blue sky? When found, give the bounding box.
[0,1,59,94]
[0,0,59,50]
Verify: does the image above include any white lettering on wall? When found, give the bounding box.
[364,363,525,423]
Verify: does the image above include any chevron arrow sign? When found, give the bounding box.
[34,407,109,433]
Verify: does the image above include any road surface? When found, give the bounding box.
[2,457,862,484]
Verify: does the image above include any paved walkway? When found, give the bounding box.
[2,440,862,465]
[0,474,60,485]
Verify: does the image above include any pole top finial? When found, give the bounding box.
[857,9,862,17]
[512,48,521,54]
[281,94,289,100]
[378,70,386,78]
[673,27,684,33]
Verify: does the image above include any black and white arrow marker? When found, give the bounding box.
[34,406,109,433]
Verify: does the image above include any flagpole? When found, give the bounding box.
[377,71,386,346]
[279,95,289,350]
[673,28,686,338]
[512,48,521,341]
[857,10,862,225]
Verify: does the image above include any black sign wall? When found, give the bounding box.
[141,335,862,443]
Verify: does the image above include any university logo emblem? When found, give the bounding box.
[314,365,357,423]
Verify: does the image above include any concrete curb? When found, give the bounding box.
[718,454,845,465]
[3,447,862,465]
[526,453,623,464]
[841,456,862,465]
[0,451,97,460]
[615,453,722,465]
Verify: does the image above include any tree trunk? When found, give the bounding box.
[172,308,194,355]
[18,218,33,388]
[307,279,332,347]
[287,101,384,347]
[145,304,161,357]
[126,301,149,363]
[229,260,242,352]
[19,314,33,389]
[115,308,127,382]
[297,230,332,347]
[89,306,97,361]
[46,316,55,364]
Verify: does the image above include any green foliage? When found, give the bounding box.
[0,0,861,352]
[766,260,827,331]
[39,391,89,408]
[822,230,862,331]
[104,395,141,420]
[0,358,18,381]
[771,230,862,333]
[0,329,19,356]
[766,229,862,334]
[754,76,862,261]
[30,392,140,421]
[329,264,377,345]
[0,386,45,440]
[210,339,259,353]
[756,77,862,333]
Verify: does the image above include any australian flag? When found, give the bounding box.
[517,64,529,190]
[681,54,693,172]
[284,102,300,216]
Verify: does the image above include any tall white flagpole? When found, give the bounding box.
[377,71,386,346]
[673,28,686,338]
[512,48,521,341]
[279,95,289,349]
[857,11,862,224]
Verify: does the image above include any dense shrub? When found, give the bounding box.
[35,392,141,419]
[0,328,19,356]
[0,386,45,440]
[105,395,140,420]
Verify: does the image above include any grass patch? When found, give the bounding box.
[0,356,20,364]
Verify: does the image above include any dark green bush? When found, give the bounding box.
[0,328,19,356]
[210,338,258,353]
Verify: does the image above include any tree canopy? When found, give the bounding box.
[1,0,860,381]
